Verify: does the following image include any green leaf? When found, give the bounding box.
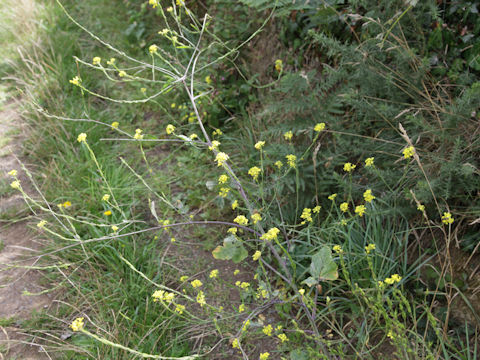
[212,236,248,263]
[309,246,338,282]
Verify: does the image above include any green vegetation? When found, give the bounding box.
[2,0,479,359]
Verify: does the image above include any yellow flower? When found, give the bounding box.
[134,128,143,140]
[166,124,176,135]
[417,204,425,212]
[328,193,337,201]
[232,338,239,349]
[286,154,297,168]
[263,324,273,336]
[277,333,289,343]
[227,227,238,234]
[107,58,116,65]
[170,237,176,243]
[189,133,198,140]
[196,291,206,306]
[248,166,261,181]
[234,269,240,276]
[234,215,248,226]
[340,202,349,212]
[299,288,305,296]
[274,160,283,169]
[149,44,158,54]
[260,227,280,241]
[363,189,375,203]
[333,245,343,254]
[218,174,228,184]
[191,279,203,288]
[102,194,110,201]
[37,220,47,228]
[205,75,212,84]
[387,330,394,339]
[284,131,293,141]
[77,133,87,143]
[355,205,366,217]
[251,213,262,224]
[240,282,250,289]
[8,170,17,177]
[148,0,158,8]
[175,304,185,314]
[253,250,261,261]
[92,56,101,65]
[118,70,127,77]
[384,274,402,285]
[403,146,415,159]
[69,76,81,86]
[180,275,188,282]
[104,210,112,216]
[209,140,220,151]
[313,205,321,214]
[215,152,229,166]
[62,201,72,208]
[365,243,376,254]
[166,6,173,12]
[213,128,223,136]
[365,157,374,167]
[111,121,119,129]
[238,304,245,313]
[254,141,265,150]
[314,123,326,132]
[301,208,313,222]
[343,162,356,172]
[70,317,84,332]
[231,200,239,210]
[209,269,219,278]
[140,87,147,94]
[442,212,454,225]
[219,187,230,198]
[260,352,270,360]
[158,28,169,36]
[341,219,347,226]
[10,180,20,189]
[275,59,283,72]
[242,319,250,331]
[111,225,119,232]
[176,0,184,6]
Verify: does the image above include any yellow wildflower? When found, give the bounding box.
[238,304,245,313]
[209,269,218,278]
[417,204,425,212]
[170,237,176,243]
[275,59,283,72]
[8,170,17,177]
[286,154,297,168]
[10,180,20,189]
[240,282,250,289]
[111,225,119,232]
[107,58,116,65]
[37,220,47,228]
[314,123,326,132]
[333,245,343,254]
[191,279,203,288]
[92,56,101,65]
[218,174,228,184]
[149,44,158,54]
[180,275,188,282]
[213,128,223,136]
[340,202,349,212]
[70,317,84,332]
[442,212,454,225]
[328,193,337,201]
[118,70,127,77]
[62,201,72,208]
[403,146,415,159]
[166,6,173,12]
[387,330,394,339]
[242,319,250,331]
[248,166,261,181]
[189,133,198,140]
[208,140,220,151]
[102,194,110,201]
[69,76,81,86]
[141,87,147,93]
[205,75,212,84]
[148,0,158,8]
[313,205,321,213]
[166,124,176,135]
[253,250,261,261]
[251,213,262,224]
[254,141,265,150]
[385,274,402,285]
[196,291,206,306]
[301,208,313,222]
[343,162,356,172]
[234,269,240,276]
[231,200,239,210]
[227,227,238,234]
[134,128,143,140]
[365,157,374,167]
[355,205,366,217]
[232,338,239,349]
[260,227,280,241]
[284,131,293,141]
[363,189,375,203]
[234,215,248,226]
[175,304,185,314]
[215,152,229,166]
[219,187,230,198]
[104,210,112,216]
[111,121,119,129]
[277,333,289,343]
[263,324,273,336]
[77,133,87,143]
[260,352,270,360]
[274,160,283,169]
[365,243,376,254]
[152,290,175,303]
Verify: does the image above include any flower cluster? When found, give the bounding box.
[314,122,325,132]
[343,162,356,172]
[152,290,175,303]
[286,154,296,168]
[215,152,229,166]
[251,213,262,224]
[234,215,248,226]
[363,189,375,203]
[442,212,454,225]
[70,317,84,332]
[260,227,280,241]
[300,207,313,222]
[403,146,415,159]
[248,166,261,181]
[384,274,402,285]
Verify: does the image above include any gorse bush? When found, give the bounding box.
[5,0,480,359]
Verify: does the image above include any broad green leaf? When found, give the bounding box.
[212,236,248,263]
[309,246,338,283]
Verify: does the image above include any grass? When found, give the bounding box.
[1,0,479,359]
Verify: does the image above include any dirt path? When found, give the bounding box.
[0,96,52,359]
